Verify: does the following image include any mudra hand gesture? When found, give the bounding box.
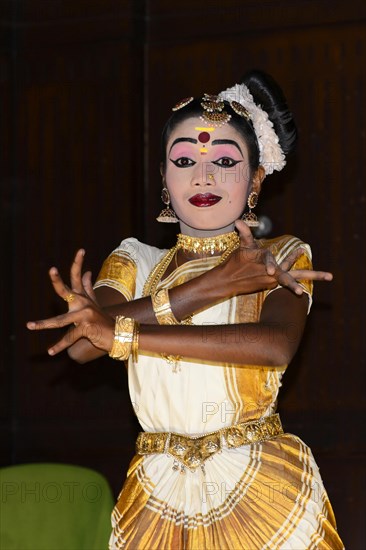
[27,226,333,358]
[27,249,115,356]
[215,219,333,297]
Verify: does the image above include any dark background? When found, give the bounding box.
[1,1,365,547]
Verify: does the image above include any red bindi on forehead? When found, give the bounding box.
[198,131,210,143]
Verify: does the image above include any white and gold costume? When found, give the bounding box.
[95,235,343,550]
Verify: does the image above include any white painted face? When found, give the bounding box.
[165,116,253,232]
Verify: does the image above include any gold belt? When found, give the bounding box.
[136,413,283,472]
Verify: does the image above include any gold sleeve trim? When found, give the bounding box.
[261,236,314,313]
[94,251,137,301]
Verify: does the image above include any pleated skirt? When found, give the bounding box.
[109,434,344,549]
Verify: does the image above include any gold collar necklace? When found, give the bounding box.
[176,231,240,256]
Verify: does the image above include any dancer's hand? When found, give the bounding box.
[215,220,333,297]
[26,249,115,356]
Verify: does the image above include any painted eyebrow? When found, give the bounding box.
[212,139,243,155]
[169,137,197,154]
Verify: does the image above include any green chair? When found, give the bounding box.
[0,463,115,550]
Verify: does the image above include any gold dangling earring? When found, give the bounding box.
[242,191,259,227]
[156,187,179,223]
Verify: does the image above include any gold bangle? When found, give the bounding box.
[151,288,180,325]
[131,321,140,363]
[109,316,135,361]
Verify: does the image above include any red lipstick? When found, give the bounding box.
[188,193,222,207]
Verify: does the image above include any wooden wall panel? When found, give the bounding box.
[148,0,366,37]
[0,47,15,467]
[1,1,144,493]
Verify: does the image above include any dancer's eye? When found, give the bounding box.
[213,157,242,168]
[170,157,196,168]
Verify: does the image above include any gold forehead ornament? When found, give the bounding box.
[230,100,251,121]
[200,94,231,127]
[171,94,251,128]
[172,97,194,111]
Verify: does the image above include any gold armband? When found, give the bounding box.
[151,288,180,325]
[109,316,139,361]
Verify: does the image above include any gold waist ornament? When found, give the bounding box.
[136,413,283,473]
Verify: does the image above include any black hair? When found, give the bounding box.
[161,69,297,176]
[241,70,297,156]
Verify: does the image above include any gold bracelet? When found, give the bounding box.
[131,321,140,363]
[151,288,180,325]
[109,316,135,361]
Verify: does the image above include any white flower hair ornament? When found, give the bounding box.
[219,83,286,175]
